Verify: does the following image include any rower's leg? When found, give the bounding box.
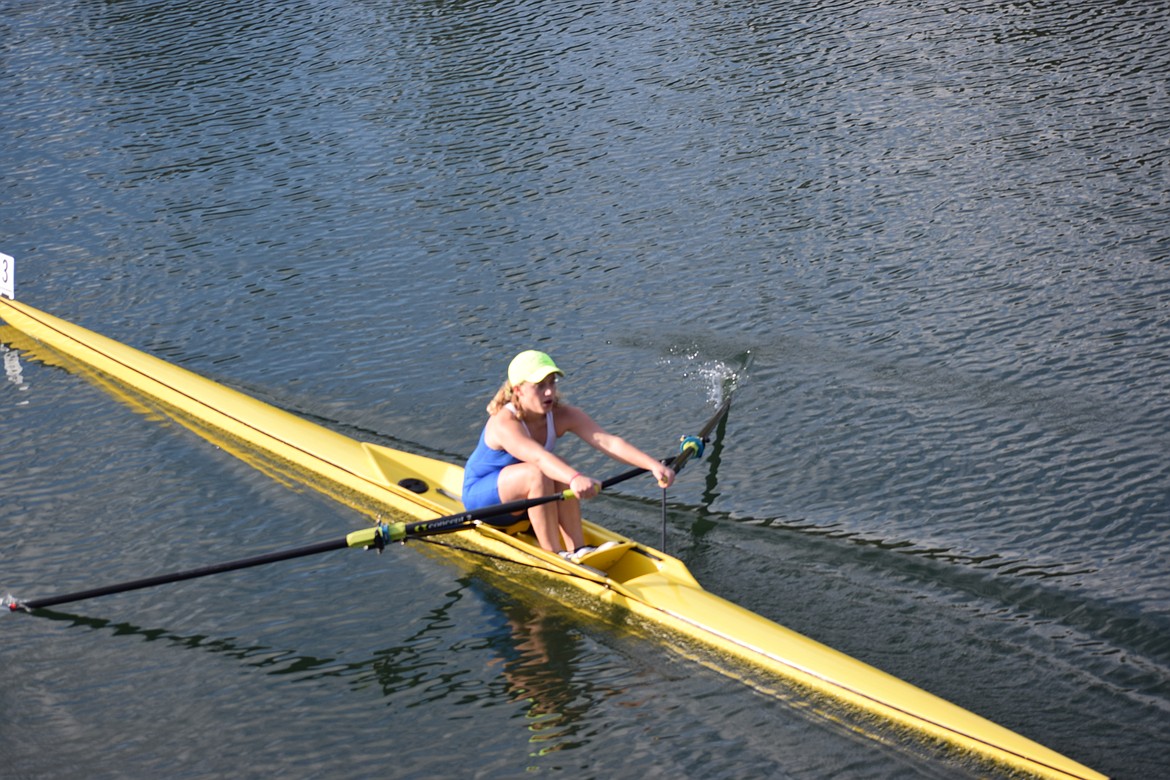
[554,486,586,551]
[498,463,564,552]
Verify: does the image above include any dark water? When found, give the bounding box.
[3,0,1168,777]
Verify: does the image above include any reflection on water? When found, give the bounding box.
[27,574,598,731]
[25,573,615,764]
[4,344,29,395]
[491,593,589,754]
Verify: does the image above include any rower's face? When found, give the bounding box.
[514,375,558,412]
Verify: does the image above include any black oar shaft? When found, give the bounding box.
[7,496,573,612]
[16,538,349,611]
[602,464,652,489]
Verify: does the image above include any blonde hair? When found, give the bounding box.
[486,380,565,415]
[486,381,512,415]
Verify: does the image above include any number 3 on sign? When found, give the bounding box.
[1,253,13,300]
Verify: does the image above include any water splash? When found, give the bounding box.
[660,348,751,406]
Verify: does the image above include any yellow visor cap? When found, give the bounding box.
[508,350,563,386]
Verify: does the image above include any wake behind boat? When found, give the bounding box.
[0,294,1106,780]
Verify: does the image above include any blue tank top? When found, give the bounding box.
[462,408,556,508]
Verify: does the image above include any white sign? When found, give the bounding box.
[0,253,13,299]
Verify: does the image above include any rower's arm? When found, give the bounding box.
[566,407,675,487]
[490,411,578,484]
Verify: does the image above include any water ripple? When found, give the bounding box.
[5,0,1170,776]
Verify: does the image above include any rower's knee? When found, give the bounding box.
[521,463,553,496]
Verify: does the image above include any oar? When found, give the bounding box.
[1,489,593,613]
[674,394,731,474]
[6,536,358,612]
[6,439,700,614]
[662,394,732,548]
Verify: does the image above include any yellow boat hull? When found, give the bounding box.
[0,297,1105,780]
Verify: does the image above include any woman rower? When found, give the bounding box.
[463,350,675,560]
